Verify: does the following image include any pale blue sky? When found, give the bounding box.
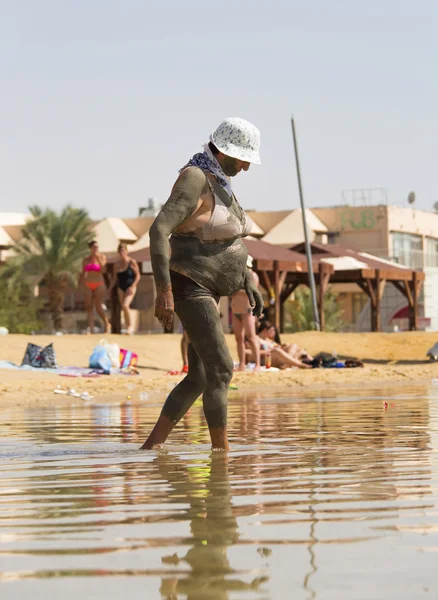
[1,0,437,219]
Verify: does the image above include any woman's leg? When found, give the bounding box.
[94,284,110,333]
[271,346,311,369]
[141,342,206,449]
[177,297,233,450]
[181,330,189,370]
[118,288,135,332]
[141,296,233,450]
[83,286,94,332]
[242,312,260,370]
[232,314,246,371]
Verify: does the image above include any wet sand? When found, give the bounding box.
[0,331,437,407]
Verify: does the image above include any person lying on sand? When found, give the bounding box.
[257,321,312,369]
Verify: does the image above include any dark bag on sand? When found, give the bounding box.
[21,343,58,369]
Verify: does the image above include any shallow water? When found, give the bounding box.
[1,388,438,599]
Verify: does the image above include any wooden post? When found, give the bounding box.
[318,262,332,332]
[274,261,281,332]
[392,273,423,331]
[374,270,381,332]
[374,270,387,332]
[409,271,423,330]
[362,275,378,331]
[110,284,121,333]
[273,261,288,332]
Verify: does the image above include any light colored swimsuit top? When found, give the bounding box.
[175,175,253,243]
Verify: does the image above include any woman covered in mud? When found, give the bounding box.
[141,118,263,451]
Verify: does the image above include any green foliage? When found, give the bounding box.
[0,205,93,330]
[0,282,42,333]
[284,285,345,332]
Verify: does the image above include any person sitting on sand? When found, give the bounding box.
[231,257,261,371]
[258,321,313,362]
[253,321,311,369]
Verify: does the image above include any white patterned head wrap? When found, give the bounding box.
[210,117,261,165]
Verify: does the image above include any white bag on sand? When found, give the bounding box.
[99,339,120,368]
[427,342,438,361]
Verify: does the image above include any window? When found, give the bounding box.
[426,238,438,268]
[391,232,423,268]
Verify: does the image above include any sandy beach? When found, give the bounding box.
[0,331,437,407]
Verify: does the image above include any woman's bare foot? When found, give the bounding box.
[235,364,246,372]
[209,427,229,451]
[140,415,175,449]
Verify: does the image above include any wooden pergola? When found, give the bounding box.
[244,239,334,332]
[290,242,425,332]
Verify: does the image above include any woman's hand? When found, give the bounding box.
[125,286,135,297]
[155,287,174,331]
[243,271,264,317]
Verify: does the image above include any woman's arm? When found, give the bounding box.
[150,167,208,330]
[97,253,107,270]
[243,269,264,317]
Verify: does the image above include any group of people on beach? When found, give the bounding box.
[81,241,140,335]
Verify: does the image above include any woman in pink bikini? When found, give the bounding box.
[81,241,110,333]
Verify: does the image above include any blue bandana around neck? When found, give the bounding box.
[180,144,232,196]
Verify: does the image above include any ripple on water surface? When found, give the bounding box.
[1,389,438,599]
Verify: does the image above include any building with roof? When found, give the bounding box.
[93,218,138,253]
[261,208,328,246]
[0,213,31,264]
[244,203,438,332]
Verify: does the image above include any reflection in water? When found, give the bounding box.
[157,453,267,598]
[0,387,437,599]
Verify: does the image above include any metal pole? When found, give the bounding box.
[291,117,320,330]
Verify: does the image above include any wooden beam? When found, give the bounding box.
[357,280,371,297]
[281,282,299,303]
[365,278,377,306]
[260,270,273,294]
[391,280,409,301]
[404,280,414,307]
[378,277,386,300]
[278,270,288,294]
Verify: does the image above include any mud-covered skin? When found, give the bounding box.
[151,167,249,297]
[145,162,263,444]
[161,296,233,429]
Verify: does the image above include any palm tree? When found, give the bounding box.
[284,285,345,332]
[0,205,93,330]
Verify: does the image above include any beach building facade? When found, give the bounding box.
[248,204,438,332]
